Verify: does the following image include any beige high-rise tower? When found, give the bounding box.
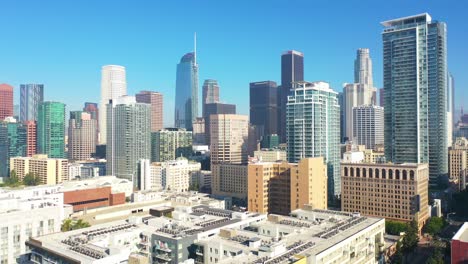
[136,91,163,132]
[210,114,248,165]
[99,65,127,144]
[68,111,97,161]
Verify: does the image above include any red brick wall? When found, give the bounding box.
[452,240,468,264]
[109,192,126,206]
[63,187,111,211]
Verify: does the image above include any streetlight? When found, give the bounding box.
[447,212,456,224]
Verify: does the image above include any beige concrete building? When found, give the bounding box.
[253,149,287,162]
[449,137,468,184]
[68,111,97,161]
[10,154,68,185]
[135,91,163,132]
[210,114,248,165]
[341,162,429,230]
[364,148,385,163]
[211,163,247,200]
[248,157,327,215]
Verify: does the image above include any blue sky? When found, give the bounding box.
[1,0,467,126]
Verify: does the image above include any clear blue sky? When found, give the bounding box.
[1,0,467,126]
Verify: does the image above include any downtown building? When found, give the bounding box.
[20,84,44,122]
[249,81,278,139]
[0,117,27,178]
[286,81,341,201]
[202,79,220,118]
[203,102,236,145]
[10,154,68,185]
[352,105,384,150]
[68,111,97,161]
[382,13,448,185]
[175,52,198,130]
[37,101,66,159]
[151,128,193,162]
[106,96,151,183]
[0,83,13,120]
[99,65,127,144]
[136,90,163,132]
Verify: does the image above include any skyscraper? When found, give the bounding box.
[37,102,66,159]
[83,102,99,121]
[151,128,192,162]
[249,81,278,138]
[286,81,340,200]
[379,88,385,107]
[20,84,44,122]
[203,103,236,145]
[210,114,248,165]
[136,91,163,132]
[175,51,198,130]
[68,111,97,161]
[353,105,384,150]
[382,13,447,184]
[279,50,304,143]
[342,48,376,141]
[0,117,27,177]
[0,84,13,120]
[24,120,36,157]
[447,74,455,147]
[99,65,127,144]
[202,79,220,117]
[106,96,151,183]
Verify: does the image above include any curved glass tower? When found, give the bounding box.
[175,52,198,130]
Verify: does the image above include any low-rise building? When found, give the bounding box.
[10,154,68,185]
[341,162,429,231]
[211,164,247,201]
[452,222,468,264]
[253,149,287,162]
[363,148,386,163]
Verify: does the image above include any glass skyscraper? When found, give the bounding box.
[382,13,447,185]
[0,118,27,177]
[249,81,278,137]
[175,52,198,130]
[37,102,66,158]
[286,81,340,200]
[20,84,44,122]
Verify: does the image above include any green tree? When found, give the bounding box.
[424,217,446,236]
[5,170,20,187]
[73,219,90,230]
[61,219,91,232]
[401,220,419,256]
[23,172,40,186]
[427,248,444,264]
[61,219,73,232]
[386,220,408,235]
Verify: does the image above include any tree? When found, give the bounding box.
[386,220,408,235]
[23,172,40,186]
[401,220,419,255]
[4,170,20,187]
[427,248,444,264]
[61,219,90,232]
[424,217,446,236]
[61,219,73,232]
[73,219,90,230]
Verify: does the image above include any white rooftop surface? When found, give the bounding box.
[453,222,468,243]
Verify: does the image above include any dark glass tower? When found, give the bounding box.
[175,52,198,130]
[249,81,278,138]
[20,84,44,122]
[279,50,304,143]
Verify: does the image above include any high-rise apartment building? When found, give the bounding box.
[0,84,13,120]
[10,154,68,185]
[0,118,27,177]
[210,114,248,165]
[248,157,327,215]
[203,103,236,145]
[136,91,163,132]
[151,128,193,162]
[342,48,376,141]
[341,162,429,231]
[279,50,304,143]
[448,73,455,147]
[286,81,341,199]
[20,84,44,122]
[37,102,66,159]
[382,13,448,185]
[249,81,278,137]
[68,111,97,161]
[99,65,127,144]
[106,96,151,183]
[175,52,198,130]
[353,105,384,150]
[202,79,220,117]
[24,120,36,157]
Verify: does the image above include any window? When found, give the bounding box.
[344,167,348,176]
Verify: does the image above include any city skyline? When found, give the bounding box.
[1,1,467,127]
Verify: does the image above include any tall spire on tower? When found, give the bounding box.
[194,32,197,65]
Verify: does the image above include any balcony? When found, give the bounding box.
[155,253,172,262]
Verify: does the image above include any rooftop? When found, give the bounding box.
[381,13,431,27]
[453,222,468,243]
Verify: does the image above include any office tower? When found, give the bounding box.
[341,162,429,231]
[260,134,279,149]
[448,74,455,147]
[68,111,97,161]
[342,48,377,141]
[210,114,249,165]
[211,163,248,201]
[10,154,68,185]
[192,117,206,145]
[279,50,304,143]
[106,96,151,183]
[448,137,468,184]
[83,102,99,121]
[382,13,448,184]
[379,88,385,107]
[0,117,27,177]
[152,128,193,162]
[352,105,384,150]
[202,79,220,117]
[286,81,341,199]
[20,84,44,122]
[248,157,327,215]
[99,65,127,144]
[249,81,278,138]
[0,84,13,120]
[175,51,199,130]
[13,104,19,119]
[24,120,36,157]
[203,102,236,145]
[136,91,163,132]
[37,102,66,159]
